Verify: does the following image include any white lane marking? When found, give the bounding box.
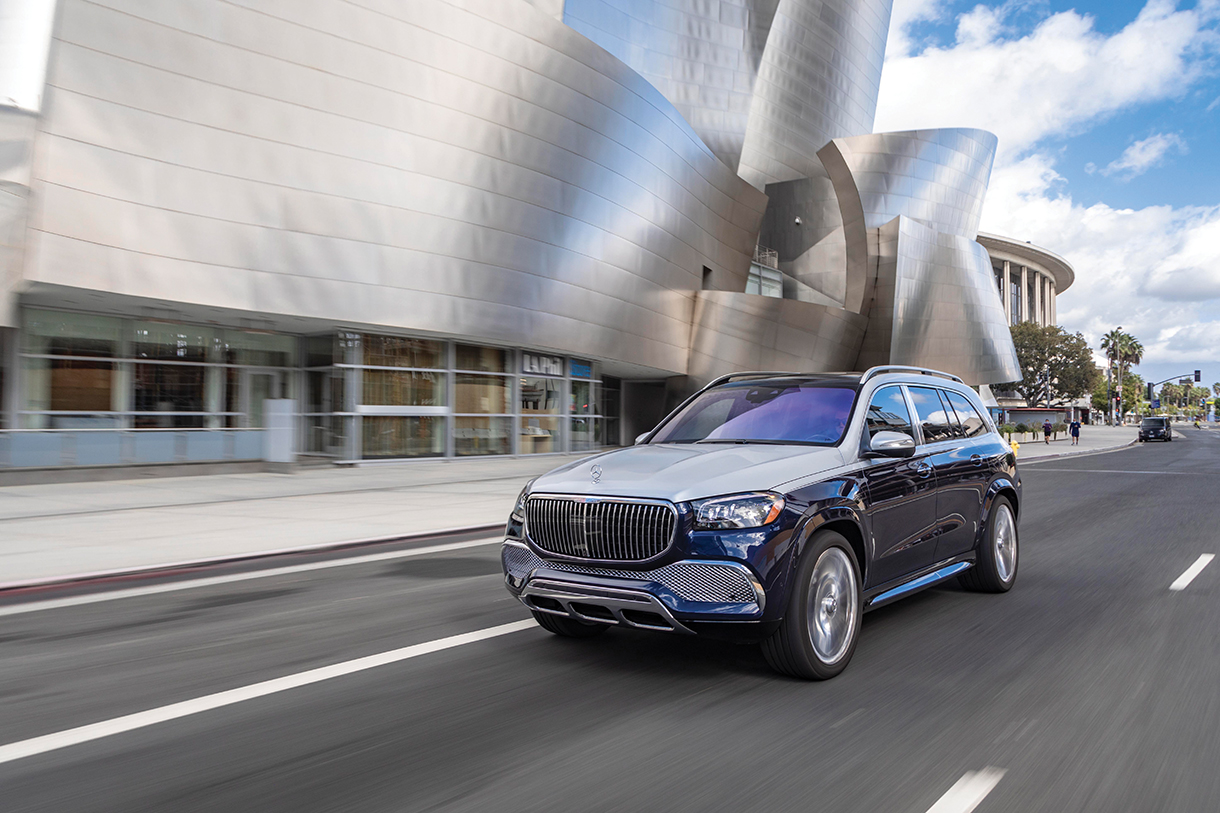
[925,768,1006,813]
[1031,468,1197,475]
[1170,554,1215,591]
[0,537,501,618]
[0,619,534,766]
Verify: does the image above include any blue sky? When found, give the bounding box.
[875,0,1220,394]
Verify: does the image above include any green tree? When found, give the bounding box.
[1098,329,1144,420]
[1005,323,1100,407]
[1213,382,1220,398]
[1094,370,1144,417]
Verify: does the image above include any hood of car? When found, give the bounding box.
[528,443,847,504]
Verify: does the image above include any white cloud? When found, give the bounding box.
[876,0,1219,159]
[876,1,1220,368]
[1100,132,1188,179]
[886,0,950,58]
[981,157,1220,365]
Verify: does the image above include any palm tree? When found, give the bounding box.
[1099,329,1143,422]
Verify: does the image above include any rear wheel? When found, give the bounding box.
[531,610,609,638]
[960,497,1018,593]
[762,531,861,680]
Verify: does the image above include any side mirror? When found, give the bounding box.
[634,432,650,445]
[866,430,915,458]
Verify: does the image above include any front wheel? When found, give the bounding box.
[761,531,861,680]
[960,497,1018,593]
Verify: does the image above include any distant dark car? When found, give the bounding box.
[1139,417,1173,442]
[502,366,1021,680]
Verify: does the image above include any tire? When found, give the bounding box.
[959,496,1018,593]
[531,610,609,638]
[761,531,862,680]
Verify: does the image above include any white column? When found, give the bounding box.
[1020,265,1029,323]
[1002,261,1012,324]
[1050,281,1057,326]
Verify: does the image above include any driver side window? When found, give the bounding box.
[865,386,914,440]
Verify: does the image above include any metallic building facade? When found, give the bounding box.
[0,0,1031,467]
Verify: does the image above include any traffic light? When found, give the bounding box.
[1195,370,1202,382]
[1147,383,1154,401]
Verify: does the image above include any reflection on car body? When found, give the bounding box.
[501,366,1021,679]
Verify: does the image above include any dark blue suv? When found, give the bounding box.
[502,366,1021,679]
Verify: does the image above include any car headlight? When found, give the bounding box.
[693,492,785,530]
[510,479,536,523]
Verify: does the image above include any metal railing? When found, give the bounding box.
[752,244,780,269]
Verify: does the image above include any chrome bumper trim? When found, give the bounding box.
[519,578,696,634]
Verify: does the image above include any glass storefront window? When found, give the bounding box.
[363,335,443,368]
[131,321,212,362]
[133,363,206,426]
[363,370,446,406]
[24,310,121,357]
[520,416,560,454]
[362,416,445,459]
[222,331,294,367]
[520,377,561,414]
[455,374,509,414]
[571,380,594,414]
[571,417,600,452]
[456,344,507,373]
[455,416,512,456]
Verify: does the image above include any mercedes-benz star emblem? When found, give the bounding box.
[590,464,602,484]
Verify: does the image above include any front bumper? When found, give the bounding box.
[501,540,766,631]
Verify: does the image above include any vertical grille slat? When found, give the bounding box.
[524,497,675,561]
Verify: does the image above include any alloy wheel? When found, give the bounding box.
[806,547,858,664]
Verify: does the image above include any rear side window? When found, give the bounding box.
[944,390,987,438]
[908,386,956,443]
[865,386,914,440]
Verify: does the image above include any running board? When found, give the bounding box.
[867,562,973,609]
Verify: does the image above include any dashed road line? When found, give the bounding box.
[1170,554,1215,591]
[925,768,1006,813]
[0,537,501,618]
[0,619,535,766]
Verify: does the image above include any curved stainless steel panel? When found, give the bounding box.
[855,217,1021,385]
[20,0,767,375]
[817,128,997,313]
[565,1,893,189]
[737,0,894,188]
[819,128,997,238]
[563,0,781,173]
[687,290,868,388]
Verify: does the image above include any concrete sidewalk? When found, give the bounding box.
[1009,425,1137,461]
[0,455,592,588]
[0,427,1140,589]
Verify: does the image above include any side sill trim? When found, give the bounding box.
[866,561,972,609]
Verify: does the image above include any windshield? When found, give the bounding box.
[648,381,857,445]
[1141,418,1166,428]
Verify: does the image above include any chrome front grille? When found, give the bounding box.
[524,496,676,561]
[502,542,761,606]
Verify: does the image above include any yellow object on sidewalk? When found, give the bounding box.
[1011,441,1020,457]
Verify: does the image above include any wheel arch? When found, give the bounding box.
[795,507,868,589]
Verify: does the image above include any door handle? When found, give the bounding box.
[970,454,984,467]
[916,462,933,478]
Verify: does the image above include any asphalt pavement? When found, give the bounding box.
[0,431,1217,811]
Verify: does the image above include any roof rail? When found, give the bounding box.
[703,371,805,389]
[860,366,964,385]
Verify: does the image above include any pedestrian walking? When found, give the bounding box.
[1070,418,1081,445]
[1043,418,1052,444]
